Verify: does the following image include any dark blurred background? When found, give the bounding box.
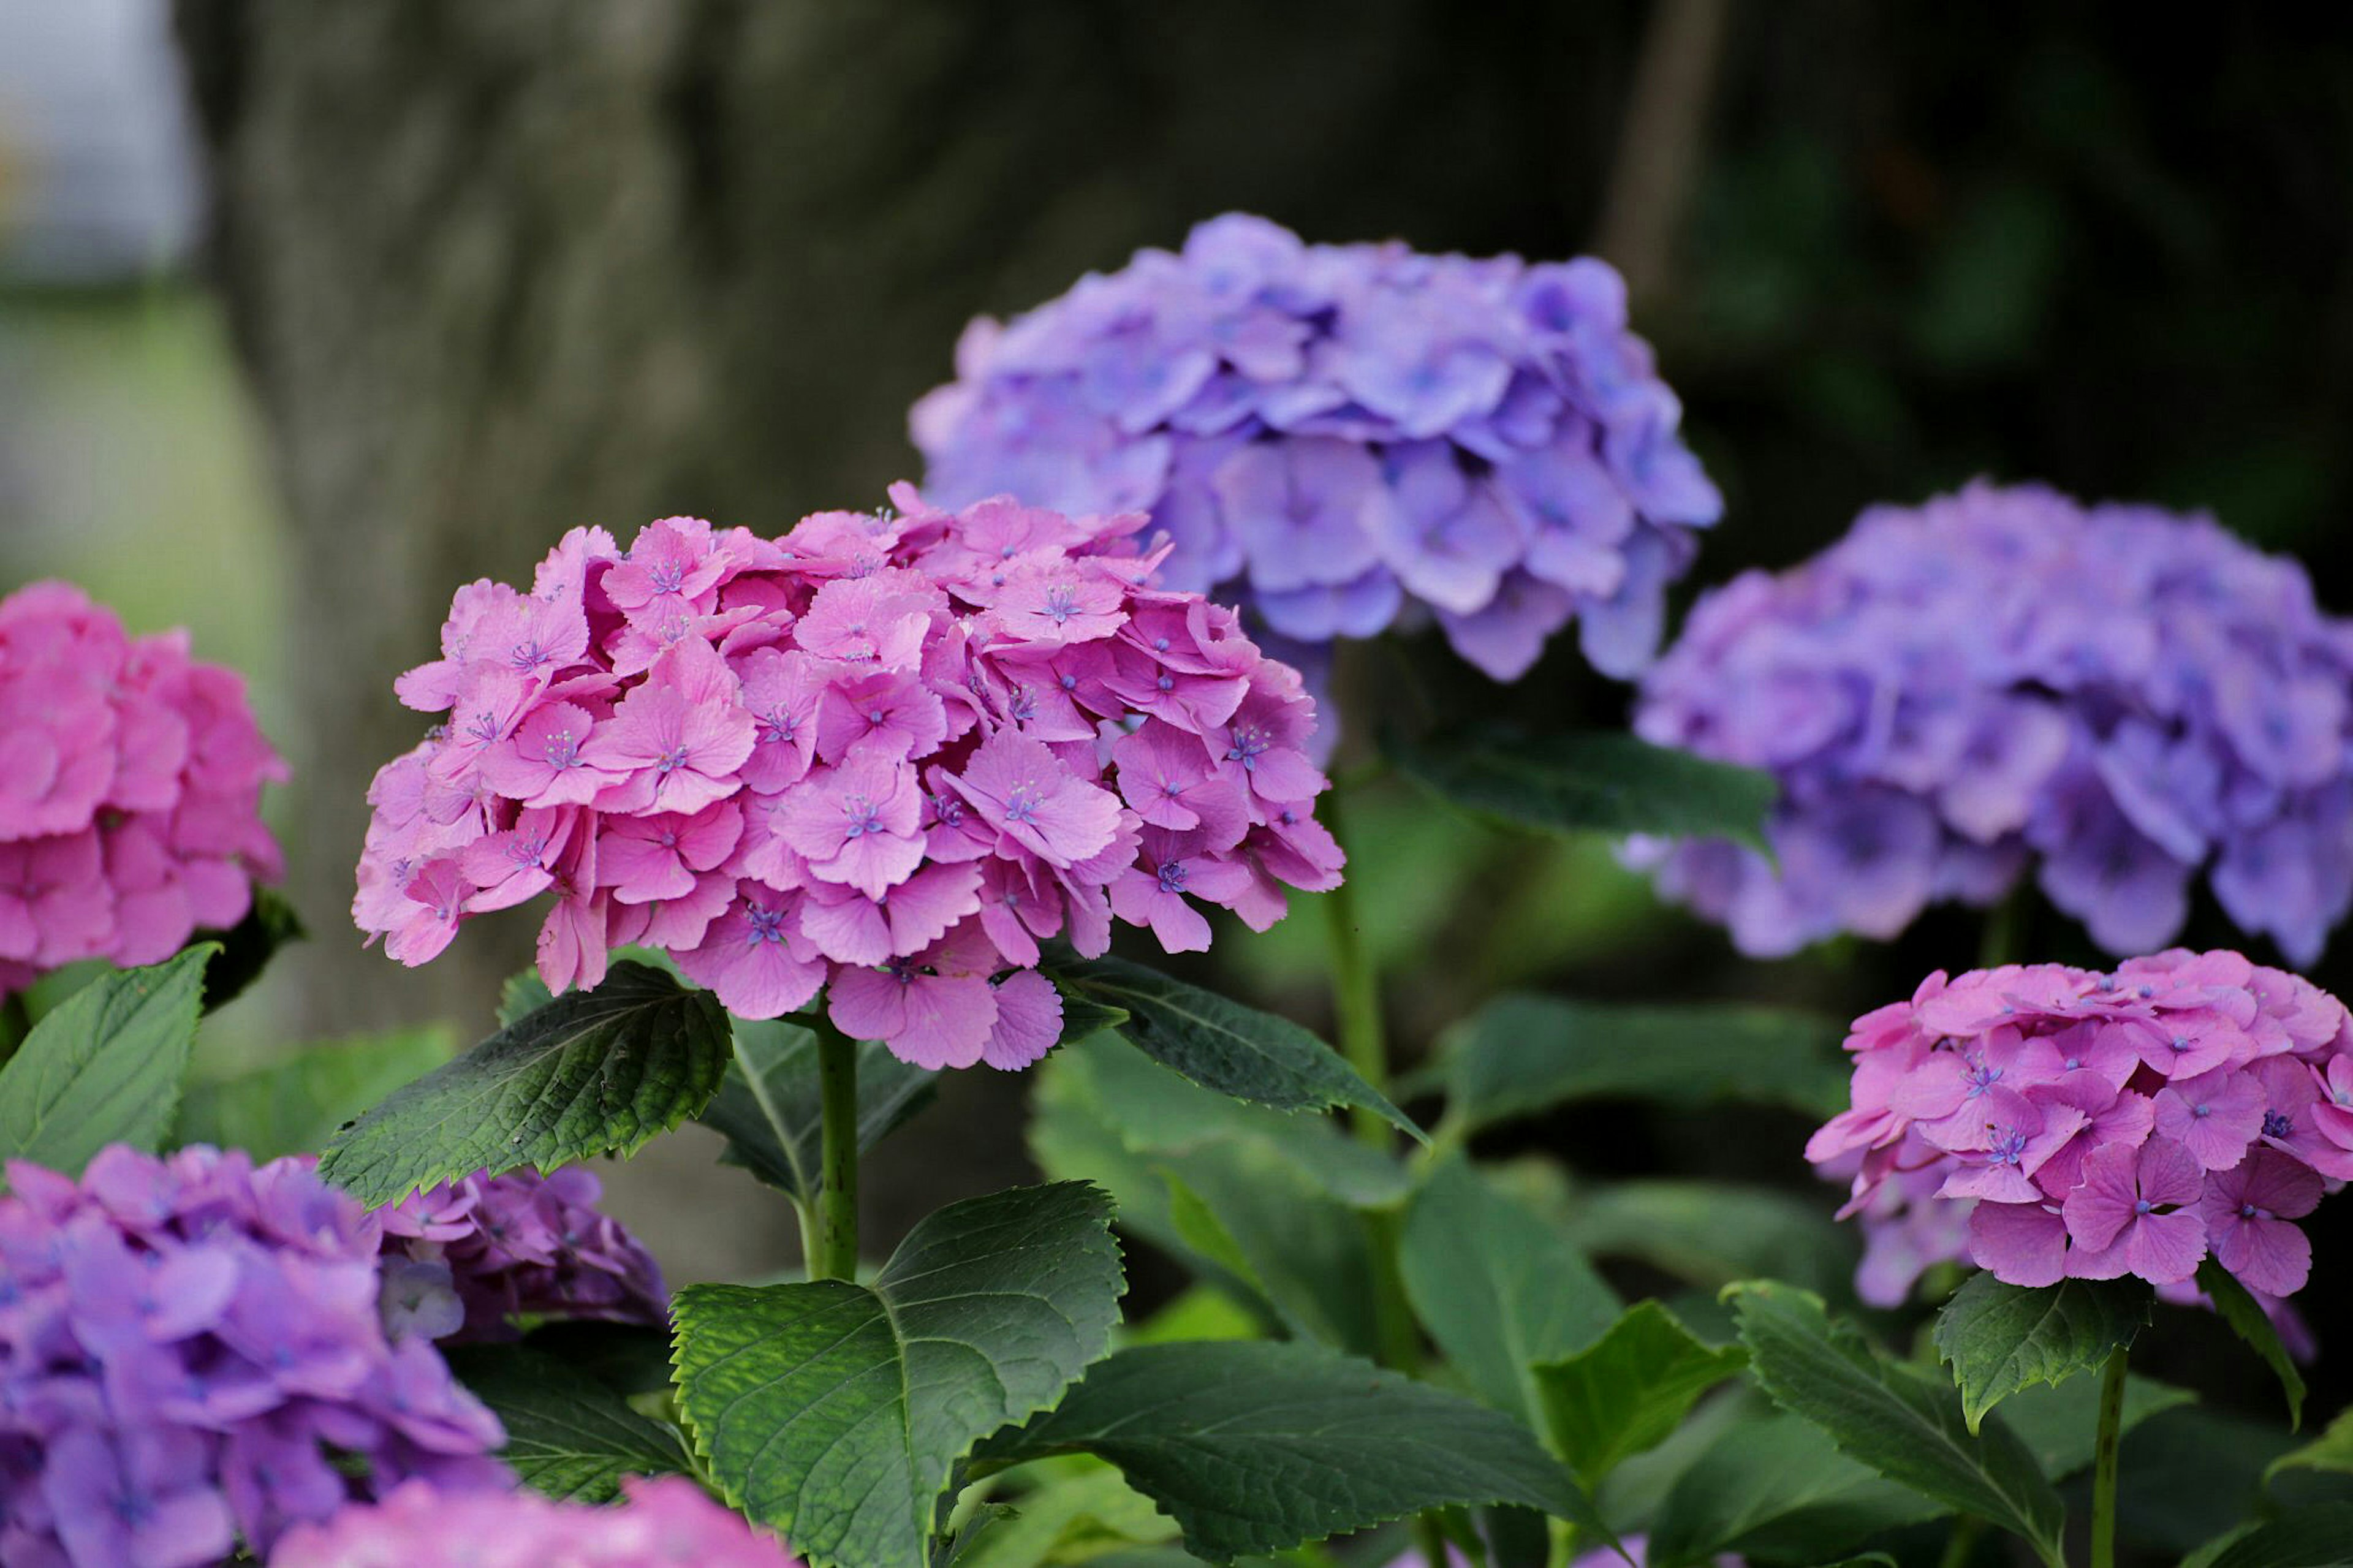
[6,0,2352,1443]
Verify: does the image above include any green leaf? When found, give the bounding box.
[0,945,215,1178]
[198,887,305,1012]
[1931,1273,2151,1432]
[444,1344,690,1502]
[2184,1505,2353,1568]
[1646,1412,1944,1567]
[672,1182,1124,1568]
[519,1322,678,1398]
[1727,1281,2064,1565]
[1159,1153,1377,1354]
[1398,1159,1620,1428]
[695,1014,936,1203]
[979,1339,1612,1564]
[317,961,729,1206]
[173,1027,457,1161]
[949,1463,1180,1568]
[1045,955,1418,1142]
[498,969,555,1028]
[2197,1257,2306,1429]
[1425,993,1849,1129]
[1533,1300,1746,1485]
[1994,1372,2194,1482]
[1391,727,1776,852]
[1055,991,1131,1045]
[2267,1405,2353,1488]
[1564,1180,1855,1297]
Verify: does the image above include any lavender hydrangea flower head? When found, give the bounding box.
[270,1474,801,1567]
[1811,952,2353,1306]
[0,582,287,998]
[1632,482,2353,961]
[0,1145,508,1567]
[912,214,1721,691]
[355,490,1343,1070]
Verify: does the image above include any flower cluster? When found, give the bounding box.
[912,213,1720,690]
[377,1165,665,1344]
[354,490,1341,1069]
[1632,482,2353,961]
[270,1475,801,1568]
[1810,951,2353,1301]
[0,1146,508,1567]
[0,582,286,998]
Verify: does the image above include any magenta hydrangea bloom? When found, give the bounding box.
[376,1165,665,1345]
[1811,950,2353,1306]
[270,1474,800,1567]
[0,582,287,998]
[0,1145,509,1567]
[912,213,1719,695]
[354,490,1342,1070]
[1632,482,2353,963]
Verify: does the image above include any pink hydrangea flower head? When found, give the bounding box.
[1813,950,2353,1301]
[0,583,286,998]
[355,490,1341,1068]
[269,1474,803,1568]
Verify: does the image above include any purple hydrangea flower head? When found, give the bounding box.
[1632,482,2353,962]
[269,1474,803,1567]
[1809,952,2353,1305]
[912,214,1719,693]
[354,490,1343,1070]
[0,1145,508,1566]
[0,582,288,999]
[376,1165,666,1344]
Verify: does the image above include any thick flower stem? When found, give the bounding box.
[812,1015,862,1282]
[2090,1344,2128,1568]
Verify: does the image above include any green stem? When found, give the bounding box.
[1936,1515,1984,1568]
[1978,882,2030,970]
[812,1016,861,1282]
[0,992,29,1070]
[2090,1344,2128,1568]
[1410,1513,1452,1567]
[1320,790,1392,1151]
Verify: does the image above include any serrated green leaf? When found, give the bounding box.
[1993,1372,2194,1482]
[694,1014,935,1203]
[2184,1504,2353,1568]
[0,945,215,1179]
[950,1463,1180,1568]
[1055,992,1131,1045]
[2197,1257,2306,1430]
[1646,1412,1944,1567]
[2268,1406,2353,1488]
[1727,1281,2064,1566]
[498,969,554,1027]
[1932,1273,2151,1432]
[1392,727,1776,852]
[672,1182,1125,1568]
[1533,1300,1746,1485]
[317,961,729,1206]
[1563,1180,1855,1297]
[174,1026,457,1161]
[445,1344,690,1501]
[1159,1153,1377,1355]
[198,888,304,1012]
[1399,1159,1620,1429]
[1425,993,1848,1129]
[979,1339,1612,1564]
[1045,955,1417,1141]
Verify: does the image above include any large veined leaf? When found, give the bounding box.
[1564,1180,1855,1297]
[2184,1506,2353,1568]
[978,1339,1612,1564]
[1993,1372,2194,1482]
[2267,1405,2353,1487]
[175,1027,456,1161]
[317,961,729,1205]
[1159,1151,1379,1355]
[1398,1159,1620,1428]
[695,1013,935,1203]
[1646,1412,1944,1567]
[1427,993,1849,1129]
[1533,1300,1746,1485]
[950,1463,1180,1568]
[1391,727,1776,851]
[0,945,215,1179]
[1931,1273,2152,1432]
[1045,955,1417,1140]
[444,1344,691,1502]
[672,1182,1124,1568]
[1729,1282,2065,1567]
[2197,1257,2305,1428]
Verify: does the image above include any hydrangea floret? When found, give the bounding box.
[268,1474,801,1567]
[912,213,1720,686]
[354,488,1343,1069]
[1809,950,2353,1306]
[1632,481,2353,961]
[0,1146,509,1567]
[0,583,286,998]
